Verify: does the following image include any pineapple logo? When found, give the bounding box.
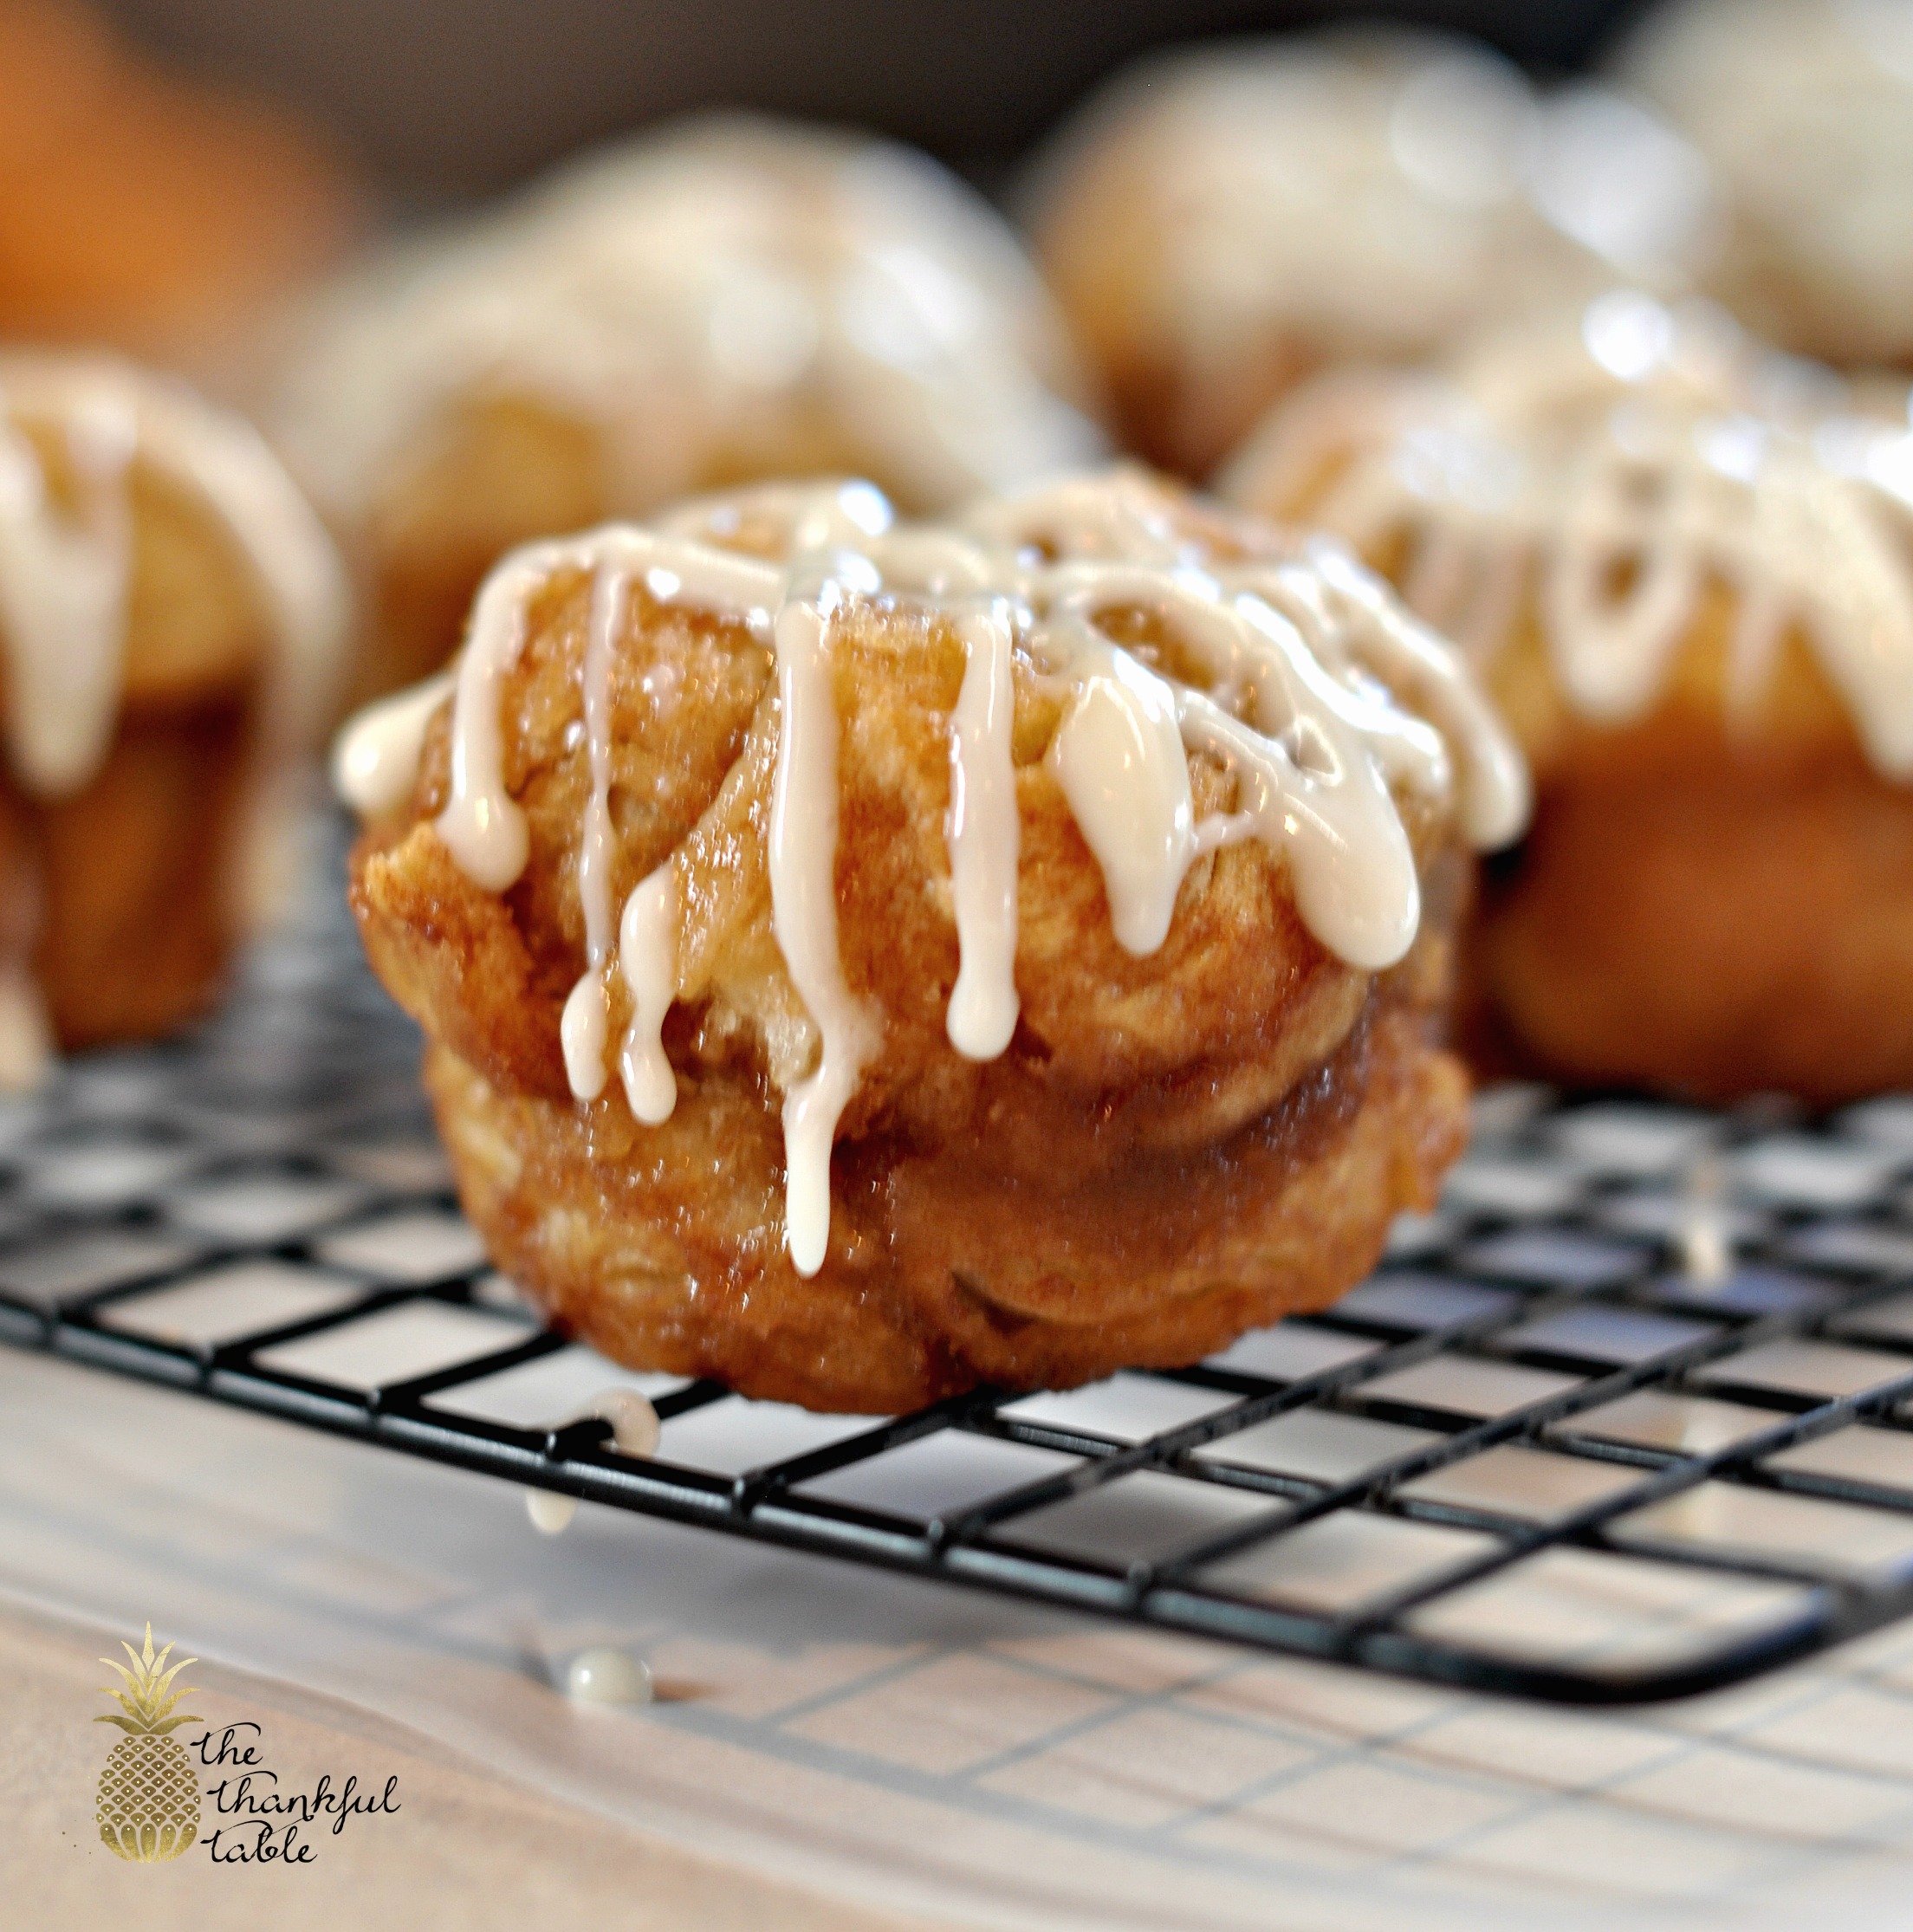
[94,1623,202,1863]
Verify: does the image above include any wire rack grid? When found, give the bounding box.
[9,832,1913,1705]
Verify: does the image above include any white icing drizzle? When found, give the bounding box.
[436,557,537,891]
[768,591,885,1276]
[0,972,53,1094]
[436,527,781,898]
[944,604,1021,1057]
[617,863,679,1125]
[0,353,347,1085]
[1046,639,1196,956]
[275,116,1105,528]
[0,355,348,802]
[559,565,630,1100]
[558,976,611,1104]
[524,1388,661,1539]
[573,1384,662,1457]
[332,670,455,814]
[1224,293,1913,775]
[340,470,1526,1278]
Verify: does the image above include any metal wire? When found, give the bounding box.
[7,822,1913,1704]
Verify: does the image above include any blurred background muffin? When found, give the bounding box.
[1225,292,1913,1104]
[271,118,1106,707]
[0,0,360,387]
[1024,29,1715,477]
[1617,0,1913,370]
[0,352,347,1075]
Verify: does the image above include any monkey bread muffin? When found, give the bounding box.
[0,350,348,1077]
[1618,0,1913,367]
[1227,291,1913,1103]
[340,466,1524,1410]
[1028,28,1715,479]
[276,115,1106,710]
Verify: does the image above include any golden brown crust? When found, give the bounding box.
[1460,597,1913,1104]
[26,684,255,1047]
[352,548,1478,1407]
[1032,144,1324,483]
[424,993,1466,1412]
[1467,665,1913,1106]
[1470,754,1913,1106]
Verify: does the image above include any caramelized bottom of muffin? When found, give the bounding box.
[422,982,1465,1413]
[1474,742,1913,1107]
[0,684,255,1051]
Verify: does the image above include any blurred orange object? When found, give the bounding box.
[0,0,359,370]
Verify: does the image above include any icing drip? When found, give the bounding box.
[332,670,455,814]
[342,470,1526,1278]
[525,1490,577,1535]
[768,591,885,1275]
[434,527,781,899]
[558,973,611,1102]
[1224,294,1913,776]
[565,1649,653,1705]
[572,1384,662,1457]
[560,565,630,1099]
[618,863,679,1125]
[944,604,1021,1057]
[1045,639,1196,956]
[525,1388,660,1539]
[0,971,53,1093]
[437,558,538,891]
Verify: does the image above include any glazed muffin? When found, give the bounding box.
[1618,0,1913,366]
[1026,29,1715,480]
[0,352,348,1074]
[1226,291,1913,1104]
[340,466,1525,1410]
[0,0,358,383]
[275,115,1106,710]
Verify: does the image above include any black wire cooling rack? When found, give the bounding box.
[10,824,1913,1706]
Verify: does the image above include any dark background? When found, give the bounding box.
[95,0,1652,201]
